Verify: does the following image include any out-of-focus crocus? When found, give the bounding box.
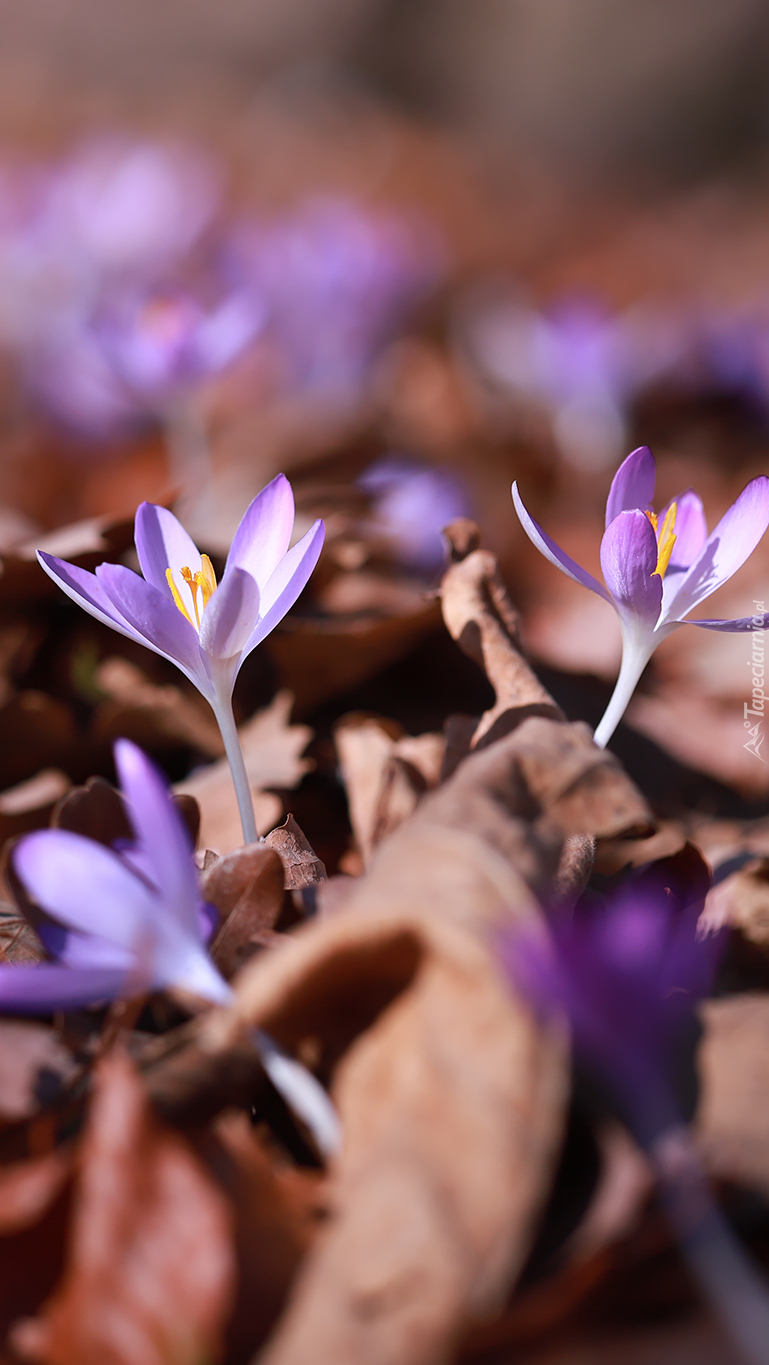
[506,848,717,1145]
[94,287,264,406]
[513,445,769,746]
[37,476,324,843]
[357,455,469,572]
[504,856,769,1365]
[5,738,229,1012]
[231,197,441,398]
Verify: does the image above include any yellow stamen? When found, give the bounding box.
[196,554,217,607]
[645,509,658,534]
[180,565,201,627]
[653,502,677,579]
[166,567,195,626]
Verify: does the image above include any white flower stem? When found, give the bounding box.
[593,627,653,748]
[211,694,259,845]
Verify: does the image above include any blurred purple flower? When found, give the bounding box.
[1,738,229,1014]
[231,197,441,397]
[514,445,769,746]
[504,848,721,1145]
[95,287,264,405]
[358,455,470,571]
[37,475,324,842]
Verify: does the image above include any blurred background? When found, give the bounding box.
[0,0,768,805]
[1,5,769,1363]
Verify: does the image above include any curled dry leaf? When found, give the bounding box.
[12,1049,235,1365]
[334,714,445,867]
[264,816,327,891]
[176,692,313,854]
[203,844,286,978]
[198,707,652,1365]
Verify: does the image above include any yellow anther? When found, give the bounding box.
[195,554,217,607]
[179,565,201,627]
[653,502,677,579]
[645,509,658,534]
[166,567,195,626]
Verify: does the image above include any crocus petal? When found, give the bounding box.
[687,614,769,632]
[605,446,656,527]
[13,829,156,949]
[224,474,295,590]
[600,510,662,627]
[134,502,203,598]
[664,476,769,623]
[243,519,325,656]
[95,563,210,693]
[0,965,127,1014]
[114,739,200,940]
[512,484,611,602]
[659,489,708,572]
[36,553,150,648]
[200,566,260,660]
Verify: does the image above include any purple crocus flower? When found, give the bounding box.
[505,849,719,1146]
[513,445,769,746]
[1,738,229,1014]
[36,475,324,842]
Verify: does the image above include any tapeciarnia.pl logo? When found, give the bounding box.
[744,600,766,762]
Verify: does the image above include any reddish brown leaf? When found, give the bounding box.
[13,1050,235,1365]
[203,844,286,978]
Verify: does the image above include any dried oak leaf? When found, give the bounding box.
[263,816,327,891]
[175,692,312,854]
[207,715,650,1365]
[91,658,224,757]
[334,714,445,867]
[699,857,769,946]
[12,1049,235,1365]
[203,844,286,978]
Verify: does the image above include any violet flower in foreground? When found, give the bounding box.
[7,738,229,1011]
[513,445,769,746]
[503,859,769,1365]
[3,739,341,1158]
[37,474,324,843]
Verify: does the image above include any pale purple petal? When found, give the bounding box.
[224,474,295,589]
[200,566,260,659]
[512,484,611,602]
[37,553,149,648]
[242,519,325,656]
[0,965,127,1014]
[13,829,156,948]
[687,613,769,632]
[134,502,202,597]
[600,510,662,626]
[664,476,769,622]
[114,739,200,940]
[605,446,656,527]
[95,563,210,692]
[659,490,708,571]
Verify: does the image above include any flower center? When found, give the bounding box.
[166,555,217,630]
[645,504,677,578]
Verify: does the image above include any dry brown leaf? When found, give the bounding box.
[0,904,45,965]
[12,1049,235,1365]
[334,714,444,867]
[175,692,312,853]
[203,844,286,978]
[0,1148,74,1349]
[91,657,224,756]
[198,709,652,1365]
[263,815,327,890]
[699,857,769,945]
[696,994,769,1199]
